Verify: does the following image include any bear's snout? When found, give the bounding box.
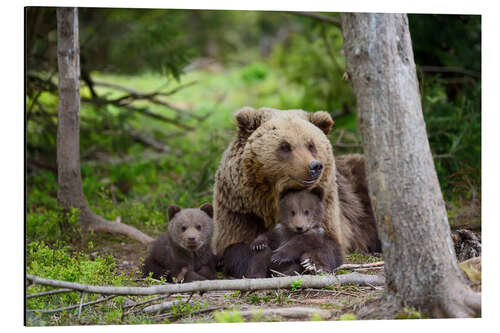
[309,160,323,179]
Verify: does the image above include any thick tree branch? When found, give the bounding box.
[26,272,384,296]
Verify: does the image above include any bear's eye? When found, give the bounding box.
[291,210,295,216]
[304,210,310,216]
[308,142,316,152]
[181,226,187,232]
[279,142,291,153]
[196,225,201,231]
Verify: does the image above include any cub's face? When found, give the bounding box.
[237,108,334,195]
[168,204,213,251]
[278,189,324,234]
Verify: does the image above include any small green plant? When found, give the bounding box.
[272,290,290,305]
[169,296,202,320]
[246,292,263,304]
[214,310,244,323]
[290,279,303,292]
[395,307,423,319]
[311,312,324,321]
[335,269,349,275]
[339,313,357,320]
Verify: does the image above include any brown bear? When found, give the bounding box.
[245,188,343,278]
[142,203,216,283]
[213,107,380,278]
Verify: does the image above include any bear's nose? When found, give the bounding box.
[296,226,303,232]
[188,237,196,242]
[309,161,323,178]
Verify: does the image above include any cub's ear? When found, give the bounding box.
[168,204,181,220]
[310,187,325,201]
[234,106,262,134]
[309,111,334,135]
[199,203,214,218]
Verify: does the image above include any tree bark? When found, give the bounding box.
[340,13,480,318]
[56,8,153,245]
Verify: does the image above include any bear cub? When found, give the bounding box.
[142,203,216,283]
[246,188,342,278]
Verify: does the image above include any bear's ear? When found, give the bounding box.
[199,203,213,218]
[234,106,262,134]
[168,204,181,220]
[309,111,334,135]
[310,187,325,201]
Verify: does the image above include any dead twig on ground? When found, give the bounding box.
[238,306,333,320]
[26,288,75,299]
[335,261,384,271]
[26,295,117,314]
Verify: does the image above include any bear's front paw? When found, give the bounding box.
[251,239,268,252]
[271,250,293,264]
[300,252,328,274]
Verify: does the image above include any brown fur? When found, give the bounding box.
[246,189,343,278]
[142,203,216,282]
[213,107,379,277]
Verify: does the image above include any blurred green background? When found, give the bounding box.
[25,8,480,325]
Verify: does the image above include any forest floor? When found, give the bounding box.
[79,234,384,324]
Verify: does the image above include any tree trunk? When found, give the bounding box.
[340,13,480,318]
[56,8,153,245]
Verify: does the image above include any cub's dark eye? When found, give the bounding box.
[304,210,310,216]
[291,210,295,216]
[181,226,187,232]
[279,142,291,153]
[196,225,201,231]
[308,142,316,152]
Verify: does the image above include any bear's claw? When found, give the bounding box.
[251,241,267,252]
[300,258,324,275]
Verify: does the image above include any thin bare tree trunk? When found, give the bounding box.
[56,8,153,245]
[340,13,480,318]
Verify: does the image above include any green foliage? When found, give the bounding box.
[290,279,303,292]
[346,253,382,264]
[241,62,269,83]
[214,310,244,323]
[311,312,324,321]
[26,241,131,323]
[339,313,357,320]
[423,80,481,198]
[395,307,423,319]
[271,23,355,112]
[169,296,203,320]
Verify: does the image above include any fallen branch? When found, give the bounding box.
[26,295,117,314]
[237,306,332,320]
[26,288,75,299]
[26,272,384,296]
[143,300,176,314]
[123,294,170,309]
[84,211,154,245]
[336,261,385,270]
[156,305,225,321]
